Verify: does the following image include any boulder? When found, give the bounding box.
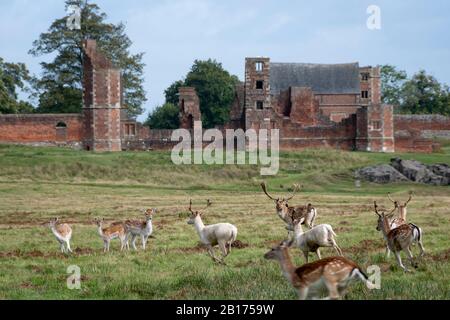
[428,163,450,180]
[390,158,449,186]
[357,165,409,184]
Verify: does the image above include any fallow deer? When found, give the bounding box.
[374,202,425,272]
[125,209,155,251]
[387,192,413,229]
[286,218,343,263]
[264,240,375,300]
[187,200,238,264]
[94,218,129,252]
[261,183,317,232]
[49,218,73,254]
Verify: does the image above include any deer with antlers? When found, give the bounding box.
[187,200,238,264]
[264,240,375,300]
[374,202,425,272]
[387,192,413,229]
[261,183,317,232]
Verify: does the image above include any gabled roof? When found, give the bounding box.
[269,62,360,95]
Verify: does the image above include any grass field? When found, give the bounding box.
[0,144,449,300]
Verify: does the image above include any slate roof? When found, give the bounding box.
[269,62,360,95]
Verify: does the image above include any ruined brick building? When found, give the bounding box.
[0,41,449,153]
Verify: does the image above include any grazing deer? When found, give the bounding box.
[261,183,317,231]
[49,218,73,254]
[374,202,425,272]
[94,218,129,252]
[187,200,238,264]
[125,209,155,251]
[287,218,343,263]
[264,240,375,300]
[387,192,413,229]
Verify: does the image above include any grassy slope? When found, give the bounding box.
[0,145,448,300]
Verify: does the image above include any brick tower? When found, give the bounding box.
[179,87,201,129]
[82,40,122,152]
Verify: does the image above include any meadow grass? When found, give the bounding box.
[0,145,448,300]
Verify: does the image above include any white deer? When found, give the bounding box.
[187,200,238,264]
[125,209,155,251]
[49,218,73,254]
[286,218,343,263]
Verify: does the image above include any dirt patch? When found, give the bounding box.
[73,247,96,255]
[335,227,352,233]
[339,221,349,226]
[20,282,39,289]
[347,239,384,254]
[430,249,450,262]
[232,240,249,249]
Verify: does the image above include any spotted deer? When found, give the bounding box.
[94,218,129,252]
[374,202,425,272]
[261,183,317,232]
[49,218,73,254]
[387,192,413,229]
[264,240,375,300]
[125,209,155,251]
[187,200,238,264]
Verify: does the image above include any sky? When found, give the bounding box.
[1,0,449,121]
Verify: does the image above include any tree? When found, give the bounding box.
[381,65,407,108]
[401,70,449,115]
[0,57,34,114]
[29,0,146,117]
[164,80,184,106]
[164,59,240,128]
[145,103,180,129]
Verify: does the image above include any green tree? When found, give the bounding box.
[164,59,240,128]
[164,80,184,106]
[381,65,407,109]
[401,70,449,115]
[29,0,146,117]
[145,103,180,129]
[0,57,34,114]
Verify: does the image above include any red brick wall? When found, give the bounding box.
[394,115,450,153]
[0,114,83,146]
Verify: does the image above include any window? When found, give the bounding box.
[370,120,382,130]
[256,80,264,90]
[255,62,264,72]
[361,73,370,81]
[56,122,67,128]
[361,91,369,99]
[256,101,264,110]
[125,124,136,136]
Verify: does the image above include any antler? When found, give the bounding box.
[404,191,413,206]
[374,201,383,217]
[387,193,397,205]
[285,184,301,201]
[261,182,277,201]
[202,199,212,211]
[188,199,194,214]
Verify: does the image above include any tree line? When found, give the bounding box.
[1,0,449,128]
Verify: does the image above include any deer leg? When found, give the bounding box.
[418,240,425,257]
[385,246,391,259]
[131,235,138,251]
[316,249,322,260]
[405,247,418,269]
[324,280,340,300]
[297,287,309,300]
[60,243,65,253]
[142,235,149,250]
[332,241,343,256]
[303,251,310,263]
[207,245,220,263]
[394,251,408,272]
[66,241,73,253]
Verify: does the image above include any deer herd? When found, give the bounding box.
[46,184,425,300]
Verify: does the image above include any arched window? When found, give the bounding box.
[56,122,67,128]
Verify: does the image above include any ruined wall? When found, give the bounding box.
[394,114,450,153]
[82,40,122,152]
[0,114,83,147]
